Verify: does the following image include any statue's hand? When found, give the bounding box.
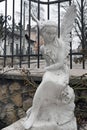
[61,86,75,104]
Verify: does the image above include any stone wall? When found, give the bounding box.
[0,68,87,129]
[0,75,37,126]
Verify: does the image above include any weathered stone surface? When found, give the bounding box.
[9,82,21,93]
[0,85,9,103]
[0,77,34,125]
[4,104,17,125]
[23,98,32,111]
[17,108,26,118]
[11,93,22,107]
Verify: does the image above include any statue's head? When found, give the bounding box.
[38,20,58,42]
[31,12,58,42]
[39,20,57,29]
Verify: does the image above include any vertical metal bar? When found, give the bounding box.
[16,44,18,55]
[81,0,85,69]
[47,0,50,20]
[11,0,15,67]
[28,0,31,68]
[23,1,25,55]
[58,1,60,38]
[19,0,23,68]
[37,0,40,68]
[69,0,72,69]
[69,0,71,5]
[4,0,7,67]
[70,33,72,69]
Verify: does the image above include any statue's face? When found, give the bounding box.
[39,20,58,43]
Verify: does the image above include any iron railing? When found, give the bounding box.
[0,0,86,69]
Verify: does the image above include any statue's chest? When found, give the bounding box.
[44,45,59,63]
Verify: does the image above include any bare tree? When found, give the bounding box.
[74,0,87,49]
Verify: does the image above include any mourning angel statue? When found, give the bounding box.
[1,4,77,130]
[23,5,77,130]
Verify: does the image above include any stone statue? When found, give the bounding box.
[2,5,77,130]
[23,5,77,130]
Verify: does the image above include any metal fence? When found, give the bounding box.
[0,0,86,69]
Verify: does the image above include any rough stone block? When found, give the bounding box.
[11,93,22,107]
[9,82,21,94]
[23,98,32,111]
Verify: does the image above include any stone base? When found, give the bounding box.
[1,118,26,130]
[2,117,77,130]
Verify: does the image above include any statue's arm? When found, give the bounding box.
[45,46,65,71]
[45,61,64,71]
[31,11,40,27]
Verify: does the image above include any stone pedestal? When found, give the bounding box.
[2,118,25,130]
[2,117,77,130]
